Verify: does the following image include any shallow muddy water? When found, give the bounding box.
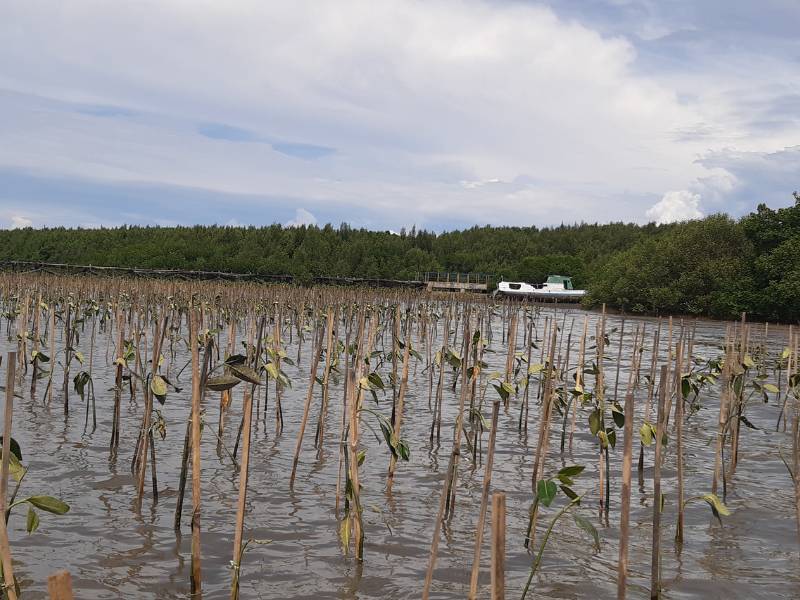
[1,305,798,599]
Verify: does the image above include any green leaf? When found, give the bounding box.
[26,496,70,515]
[763,383,779,394]
[611,403,625,428]
[225,354,248,366]
[492,383,510,402]
[379,421,397,458]
[397,439,410,461]
[572,513,600,550]
[589,409,602,435]
[640,422,653,446]
[72,371,90,396]
[367,372,385,390]
[739,415,759,430]
[357,449,366,466]
[31,351,49,363]
[26,506,39,534]
[606,429,617,449]
[0,437,22,461]
[536,479,557,507]
[681,377,691,399]
[557,465,585,479]
[230,364,262,385]
[559,484,578,501]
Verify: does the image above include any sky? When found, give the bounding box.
[0,0,798,231]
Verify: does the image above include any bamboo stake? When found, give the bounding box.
[190,310,202,597]
[314,307,336,450]
[675,338,685,546]
[110,309,124,457]
[617,391,634,600]
[0,352,17,600]
[1,354,16,513]
[289,322,324,488]
[491,492,506,600]
[387,313,412,492]
[468,399,501,599]
[47,308,55,405]
[423,308,473,598]
[650,365,668,600]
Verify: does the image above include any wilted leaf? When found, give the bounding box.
[702,493,730,524]
[230,364,262,385]
[528,363,544,375]
[205,375,241,392]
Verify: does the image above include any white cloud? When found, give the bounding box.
[10,215,33,229]
[285,208,317,228]
[646,190,703,224]
[0,1,796,228]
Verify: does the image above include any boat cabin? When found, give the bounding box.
[544,275,575,290]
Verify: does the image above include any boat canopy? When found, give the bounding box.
[545,275,574,290]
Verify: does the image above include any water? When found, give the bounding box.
[1,305,798,599]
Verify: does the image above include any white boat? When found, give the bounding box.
[495,275,586,301]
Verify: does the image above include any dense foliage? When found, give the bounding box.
[590,194,800,322]
[1,195,798,321]
[0,221,657,286]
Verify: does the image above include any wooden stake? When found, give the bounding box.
[47,570,73,600]
[387,314,412,492]
[468,399,501,599]
[491,492,506,600]
[289,323,324,487]
[617,392,635,599]
[190,310,202,597]
[0,352,17,600]
[650,365,668,600]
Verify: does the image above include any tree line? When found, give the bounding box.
[1,194,798,321]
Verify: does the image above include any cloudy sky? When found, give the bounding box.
[1,0,798,231]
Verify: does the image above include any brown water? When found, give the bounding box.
[1,306,798,599]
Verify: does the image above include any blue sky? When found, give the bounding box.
[0,0,798,231]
